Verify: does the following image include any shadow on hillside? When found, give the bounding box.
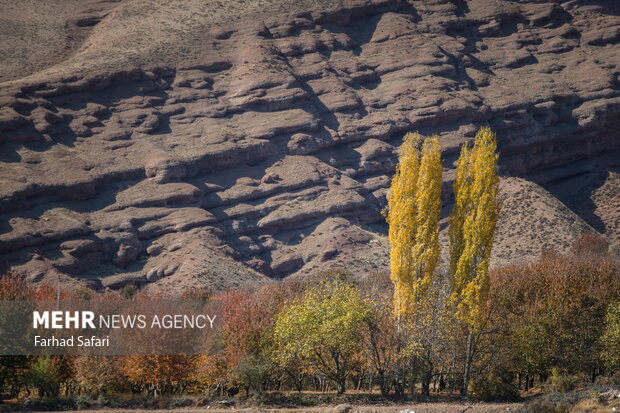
[538,153,620,234]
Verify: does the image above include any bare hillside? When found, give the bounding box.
[0,0,619,292]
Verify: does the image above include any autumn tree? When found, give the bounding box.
[273,275,370,394]
[194,354,228,396]
[359,272,400,396]
[218,284,288,394]
[490,237,620,388]
[408,275,454,396]
[122,355,201,396]
[73,356,128,396]
[196,281,306,395]
[602,301,620,373]
[448,126,500,395]
[386,133,443,318]
[385,132,444,396]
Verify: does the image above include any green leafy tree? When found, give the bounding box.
[602,301,620,372]
[25,357,63,398]
[273,276,370,394]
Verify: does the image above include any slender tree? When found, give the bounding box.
[387,133,443,318]
[448,126,500,395]
[387,132,420,318]
[386,132,443,397]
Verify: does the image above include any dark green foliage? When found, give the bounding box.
[0,355,28,400]
[547,368,582,393]
[25,357,62,398]
[469,371,520,402]
[120,284,137,299]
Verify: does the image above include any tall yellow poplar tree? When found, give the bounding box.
[387,133,443,318]
[448,126,500,395]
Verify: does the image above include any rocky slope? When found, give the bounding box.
[0,0,619,292]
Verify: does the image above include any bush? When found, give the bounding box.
[25,357,61,398]
[469,372,520,402]
[121,284,137,299]
[168,396,193,408]
[75,394,94,409]
[27,397,76,411]
[72,286,95,300]
[546,368,582,393]
[96,393,110,406]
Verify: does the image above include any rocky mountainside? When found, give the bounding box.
[0,0,619,293]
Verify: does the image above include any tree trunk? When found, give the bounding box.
[422,372,432,396]
[295,377,303,392]
[394,378,405,398]
[461,331,474,396]
[450,343,458,394]
[379,373,390,397]
[591,368,598,383]
[409,357,417,395]
[337,379,346,395]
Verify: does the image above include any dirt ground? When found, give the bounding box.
[44,403,523,413]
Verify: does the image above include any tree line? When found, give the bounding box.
[0,236,620,400]
[0,128,619,402]
[0,241,618,402]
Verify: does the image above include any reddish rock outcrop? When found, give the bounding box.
[0,0,618,292]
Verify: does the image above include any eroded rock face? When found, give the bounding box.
[0,0,619,293]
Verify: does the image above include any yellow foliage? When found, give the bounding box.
[387,133,443,318]
[449,126,500,329]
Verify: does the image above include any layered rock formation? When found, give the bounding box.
[0,0,619,292]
